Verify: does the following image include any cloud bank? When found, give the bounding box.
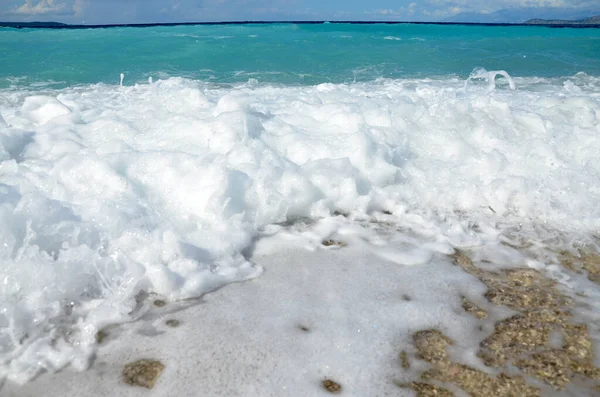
[12,0,71,16]
[2,0,599,23]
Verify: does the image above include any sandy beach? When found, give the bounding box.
[4,221,600,397]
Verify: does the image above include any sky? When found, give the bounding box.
[1,0,599,24]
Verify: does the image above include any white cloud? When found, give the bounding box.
[422,0,600,18]
[374,9,402,16]
[427,0,598,12]
[3,0,598,23]
[13,0,70,15]
[72,0,85,16]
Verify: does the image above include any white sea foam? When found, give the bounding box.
[0,74,599,383]
[466,67,516,90]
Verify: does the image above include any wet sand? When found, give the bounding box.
[4,228,600,396]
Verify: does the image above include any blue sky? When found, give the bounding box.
[1,0,599,24]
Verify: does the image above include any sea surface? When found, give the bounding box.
[0,23,599,384]
[1,23,599,87]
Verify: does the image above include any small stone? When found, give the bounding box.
[153,300,167,308]
[413,329,453,364]
[322,379,342,394]
[322,240,347,248]
[400,351,410,369]
[298,325,310,332]
[410,382,455,397]
[123,359,165,389]
[165,319,181,328]
[96,330,108,344]
[462,297,488,319]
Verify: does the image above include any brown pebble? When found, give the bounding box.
[322,240,347,248]
[400,351,410,369]
[461,297,488,319]
[95,330,108,344]
[322,379,342,394]
[123,359,164,389]
[153,300,167,307]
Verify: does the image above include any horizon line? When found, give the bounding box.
[1,20,600,29]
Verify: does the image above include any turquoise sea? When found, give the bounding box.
[1,23,599,87]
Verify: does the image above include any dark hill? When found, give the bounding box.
[525,15,600,25]
[0,21,68,28]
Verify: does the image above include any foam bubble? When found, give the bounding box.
[0,74,599,382]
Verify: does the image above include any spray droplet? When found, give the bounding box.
[465,67,515,91]
[120,73,125,86]
[148,77,153,84]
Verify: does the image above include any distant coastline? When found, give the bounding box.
[525,15,600,25]
[0,21,68,28]
[1,18,599,29]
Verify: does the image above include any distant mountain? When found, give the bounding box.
[0,21,68,28]
[446,7,600,24]
[525,15,600,25]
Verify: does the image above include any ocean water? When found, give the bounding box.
[0,23,599,383]
[1,23,600,87]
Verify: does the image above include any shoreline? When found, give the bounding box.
[4,224,600,396]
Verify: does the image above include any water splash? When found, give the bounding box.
[465,67,516,91]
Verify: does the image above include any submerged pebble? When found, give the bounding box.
[123,359,165,389]
[322,379,342,394]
